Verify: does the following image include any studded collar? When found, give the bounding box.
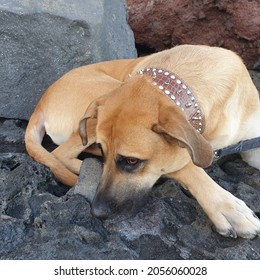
[137,68,204,134]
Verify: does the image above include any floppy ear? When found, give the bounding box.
[152,104,213,168]
[79,95,107,146]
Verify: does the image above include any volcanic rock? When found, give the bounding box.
[127,0,260,68]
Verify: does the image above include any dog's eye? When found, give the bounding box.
[126,158,139,165]
[116,156,144,173]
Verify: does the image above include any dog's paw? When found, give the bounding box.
[209,192,260,239]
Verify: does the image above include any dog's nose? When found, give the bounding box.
[91,201,111,220]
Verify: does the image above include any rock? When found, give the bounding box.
[1,153,259,259]
[254,62,260,71]
[250,71,260,92]
[127,0,260,68]
[0,119,26,153]
[0,153,135,259]
[73,157,103,202]
[0,0,136,120]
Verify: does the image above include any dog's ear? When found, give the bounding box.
[152,103,213,168]
[79,95,107,146]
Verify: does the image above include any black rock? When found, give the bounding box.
[0,0,136,120]
[1,145,259,259]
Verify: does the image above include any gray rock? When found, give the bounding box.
[249,70,260,92]
[1,143,259,259]
[253,62,260,71]
[73,157,103,202]
[0,119,26,153]
[0,0,136,120]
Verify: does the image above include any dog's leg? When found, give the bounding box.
[168,161,260,239]
[51,132,88,175]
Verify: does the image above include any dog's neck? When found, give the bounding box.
[137,68,204,134]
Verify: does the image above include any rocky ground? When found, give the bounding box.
[0,73,259,260]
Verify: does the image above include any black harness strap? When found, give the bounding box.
[214,136,260,160]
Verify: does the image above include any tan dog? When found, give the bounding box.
[25,45,260,239]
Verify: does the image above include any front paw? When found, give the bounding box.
[207,191,260,239]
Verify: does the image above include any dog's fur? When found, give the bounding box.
[25,45,260,239]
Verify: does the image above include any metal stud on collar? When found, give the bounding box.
[137,68,204,133]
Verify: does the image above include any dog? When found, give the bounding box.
[25,45,260,239]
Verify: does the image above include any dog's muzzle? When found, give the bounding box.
[91,188,150,220]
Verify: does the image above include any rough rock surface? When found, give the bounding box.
[0,71,259,259]
[0,141,260,259]
[0,0,136,120]
[127,0,260,69]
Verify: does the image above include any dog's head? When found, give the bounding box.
[79,76,213,219]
